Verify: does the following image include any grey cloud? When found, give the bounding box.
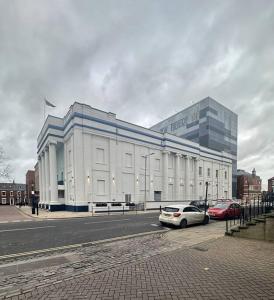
[0,0,274,188]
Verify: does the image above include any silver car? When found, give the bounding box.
[159,204,209,228]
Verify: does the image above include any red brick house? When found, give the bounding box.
[26,170,35,203]
[237,169,262,203]
[0,182,26,205]
[268,177,274,192]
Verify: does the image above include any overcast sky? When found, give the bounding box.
[0,0,273,189]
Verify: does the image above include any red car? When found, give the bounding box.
[208,202,241,219]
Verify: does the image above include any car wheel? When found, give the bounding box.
[203,216,209,225]
[179,219,187,229]
[160,221,165,226]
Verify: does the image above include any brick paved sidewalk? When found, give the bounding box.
[0,206,33,223]
[5,236,274,300]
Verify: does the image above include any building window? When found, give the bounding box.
[1,191,6,197]
[155,159,160,171]
[125,153,133,168]
[154,191,161,201]
[207,168,210,177]
[168,155,174,169]
[225,171,227,179]
[141,156,146,169]
[17,191,21,197]
[10,191,13,197]
[97,180,105,195]
[216,170,218,178]
[199,167,202,176]
[96,148,105,164]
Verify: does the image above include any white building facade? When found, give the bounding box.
[37,102,233,212]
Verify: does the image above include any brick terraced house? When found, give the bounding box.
[0,182,26,205]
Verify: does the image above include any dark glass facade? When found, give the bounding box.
[151,97,238,197]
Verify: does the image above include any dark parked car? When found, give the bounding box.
[189,200,209,210]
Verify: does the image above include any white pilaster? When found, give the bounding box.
[175,153,181,201]
[162,150,169,201]
[195,158,199,199]
[49,141,58,205]
[38,157,43,204]
[185,155,190,201]
[44,148,50,206]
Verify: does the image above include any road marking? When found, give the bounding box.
[84,219,130,225]
[0,225,56,233]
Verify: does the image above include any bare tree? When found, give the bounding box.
[0,146,12,180]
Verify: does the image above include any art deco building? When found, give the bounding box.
[37,102,233,212]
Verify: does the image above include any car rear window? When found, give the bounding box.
[214,203,229,209]
[163,207,179,212]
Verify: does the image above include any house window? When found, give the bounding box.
[96,148,105,164]
[125,153,133,167]
[17,191,21,197]
[155,159,160,171]
[10,191,13,196]
[207,168,210,177]
[97,180,105,195]
[216,170,218,178]
[199,167,202,176]
[1,191,6,197]
[225,171,227,179]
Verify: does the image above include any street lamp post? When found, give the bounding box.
[143,153,155,211]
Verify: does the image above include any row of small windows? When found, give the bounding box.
[1,191,23,197]
[69,148,229,176]
[199,167,227,179]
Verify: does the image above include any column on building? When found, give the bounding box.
[42,152,46,207]
[194,157,199,200]
[109,139,117,203]
[149,152,154,204]
[72,128,86,210]
[162,150,169,201]
[38,156,43,205]
[175,153,181,201]
[44,147,50,207]
[185,155,190,201]
[134,144,139,204]
[49,141,58,208]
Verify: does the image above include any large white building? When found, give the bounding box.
[37,102,233,212]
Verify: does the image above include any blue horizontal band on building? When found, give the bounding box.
[48,204,88,212]
[38,124,232,164]
[37,112,232,162]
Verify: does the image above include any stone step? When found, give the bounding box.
[253,218,266,223]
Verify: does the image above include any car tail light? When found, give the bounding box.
[173,212,181,217]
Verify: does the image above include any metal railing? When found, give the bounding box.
[225,196,273,234]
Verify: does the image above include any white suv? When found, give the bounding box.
[159,205,209,228]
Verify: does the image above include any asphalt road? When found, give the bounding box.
[0,213,165,256]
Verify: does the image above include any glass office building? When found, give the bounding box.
[151,97,238,198]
